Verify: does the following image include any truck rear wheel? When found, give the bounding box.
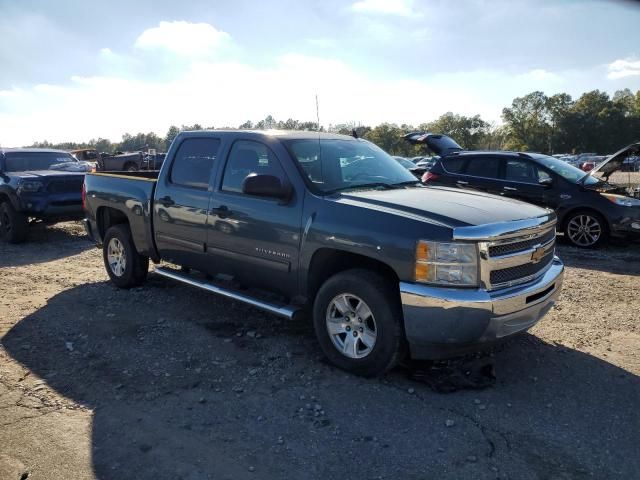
[103,224,149,288]
[0,201,28,244]
[313,269,406,377]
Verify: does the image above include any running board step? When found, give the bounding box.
[153,267,301,320]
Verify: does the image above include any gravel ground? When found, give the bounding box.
[0,222,638,480]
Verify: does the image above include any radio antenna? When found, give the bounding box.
[315,94,320,131]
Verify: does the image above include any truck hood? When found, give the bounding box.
[588,142,640,179]
[336,186,549,228]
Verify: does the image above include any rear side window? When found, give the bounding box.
[170,138,220,189]
[464,157,501,179]
[221,140,286,193]
[442,157,466,173]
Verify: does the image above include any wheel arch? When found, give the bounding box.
[96,206,130,241]
[559,206,610,232]
[306,248,400,302]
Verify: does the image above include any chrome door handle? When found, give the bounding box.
[503,186,517,191]
[456,180,469,185]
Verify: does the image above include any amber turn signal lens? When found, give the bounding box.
[415,262,429,281]
[416,241,429,261]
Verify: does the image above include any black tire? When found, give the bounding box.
[563,209,608,248]
[313,269,406,377]
[0,201,28,244]
[124,163,138,172]
[102,224,149,288]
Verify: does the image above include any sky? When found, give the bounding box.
[1,0,639,146]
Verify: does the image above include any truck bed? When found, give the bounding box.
[83,171,158,259]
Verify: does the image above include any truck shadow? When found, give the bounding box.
[0,222,92,268]
[2,282,639,479]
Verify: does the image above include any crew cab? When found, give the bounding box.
[0,148,87,243]
[83,130,564,376]
[406,133,640,248]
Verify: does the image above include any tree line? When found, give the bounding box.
[29,88,640,156]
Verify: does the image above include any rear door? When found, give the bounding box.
[153,136,220,267]
[434,156,467,187]
[205,139,302,295]
[457,156,503,194]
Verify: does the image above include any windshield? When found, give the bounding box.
[4,152,76,172]
[284,138,418,193]
[395,157,416,169]
[529,153,600,186]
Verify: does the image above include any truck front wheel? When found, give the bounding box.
[313,269,406,377]
[0,201,28,244]
[103,224,149,288]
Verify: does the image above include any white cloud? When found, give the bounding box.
[607,58,640,80]
[134,21,231,57]
[351,0,416,16]
[522,69,560,82]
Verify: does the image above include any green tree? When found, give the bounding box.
[164,125,180,150]
[501,91,550,152]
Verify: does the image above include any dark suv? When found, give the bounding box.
[0,148,86,243]
[405,133,640,248]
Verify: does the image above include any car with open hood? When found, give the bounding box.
[0,148,86,243]
[405,132,640,248]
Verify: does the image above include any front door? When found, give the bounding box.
[205,139,302,296]
[154,137,220,268]
[499,158,548,206]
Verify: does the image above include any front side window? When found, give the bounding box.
[170,138,220,189]
[504,159,541,183]
[4,152,76,172]
[464,157,501,179]
[221,140,286,193]
[283,138,416,193]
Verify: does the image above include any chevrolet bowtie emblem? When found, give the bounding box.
[531,246,546,263]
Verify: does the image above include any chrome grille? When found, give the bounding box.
[453,214,558,291]
[480,225,556,290]
[488,229,555,257]
[490,250,555,285]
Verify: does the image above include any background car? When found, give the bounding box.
[392,156,425,179]
[404,132,640,248]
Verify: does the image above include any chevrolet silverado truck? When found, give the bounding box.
[83,130,564,376]
[0,148,87,243]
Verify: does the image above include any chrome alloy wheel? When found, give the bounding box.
[325,293,377,359]
[567,214,602,247]
[107,237,127,277]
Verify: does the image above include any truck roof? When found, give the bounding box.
[178,129,359,141]
[0,147,72,154]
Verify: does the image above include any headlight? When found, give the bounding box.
[601,193,640,207]
[415,240,478,286]
[18,180,44,193]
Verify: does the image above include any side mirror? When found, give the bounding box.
[242,174,292,201]
[539,177,553,188]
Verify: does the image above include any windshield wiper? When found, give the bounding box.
[325,182,401,194]
[391,180,421,187]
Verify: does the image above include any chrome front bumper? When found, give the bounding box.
[399,256,564,359]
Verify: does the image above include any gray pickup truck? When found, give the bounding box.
[83,130,564,376]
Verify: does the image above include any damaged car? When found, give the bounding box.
[405,133,640,248]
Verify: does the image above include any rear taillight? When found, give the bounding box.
[422,171,439,183]
[81,182,87,210]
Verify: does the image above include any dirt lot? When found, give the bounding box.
[1,222,638,480]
